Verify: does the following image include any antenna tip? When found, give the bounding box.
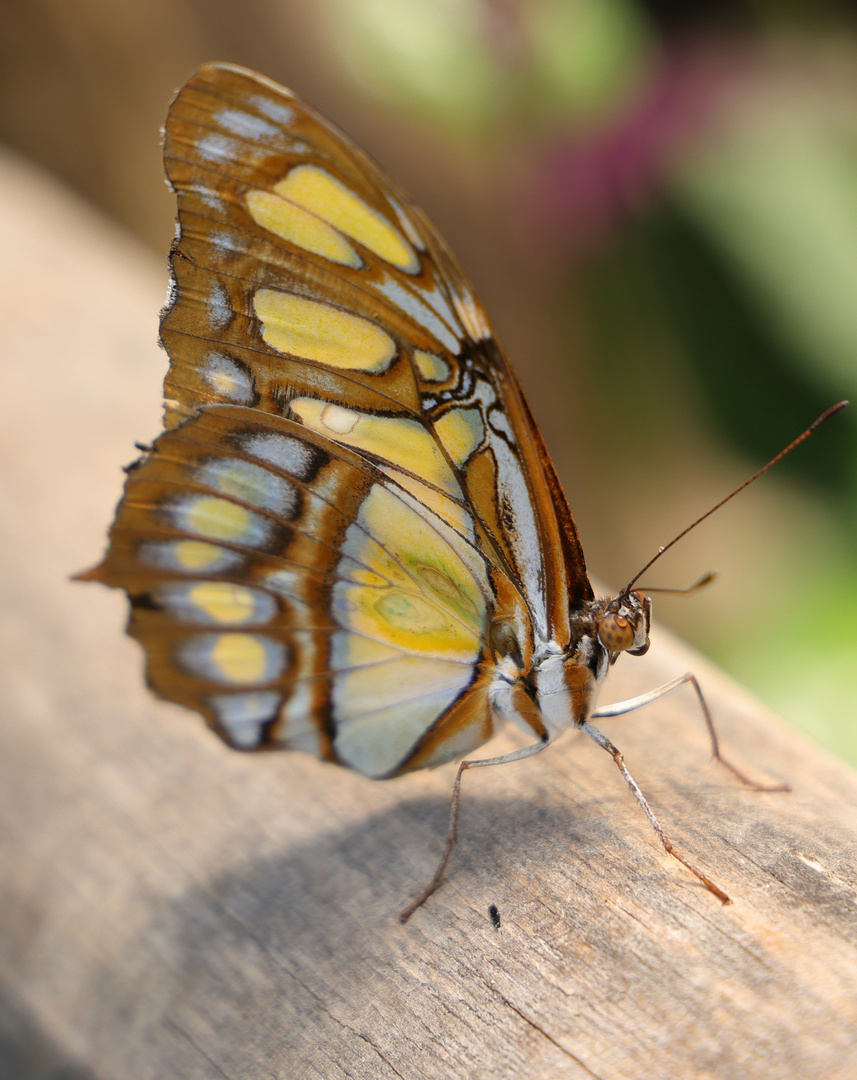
[810,400,850,431]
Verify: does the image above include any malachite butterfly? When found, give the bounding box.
[82,63,844,919]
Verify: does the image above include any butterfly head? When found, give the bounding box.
[511,590,652,742]
[596,590,651,657]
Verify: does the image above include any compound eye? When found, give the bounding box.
[598,612,635,653]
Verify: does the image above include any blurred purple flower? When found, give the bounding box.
[529,41,748,257]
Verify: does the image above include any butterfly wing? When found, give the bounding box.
[84,63,592,774]
[89,404,497,776]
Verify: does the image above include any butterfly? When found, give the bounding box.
[82,62,825,919]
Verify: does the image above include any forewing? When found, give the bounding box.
[160,63,592,636]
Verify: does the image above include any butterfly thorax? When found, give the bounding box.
[489,590,651,744]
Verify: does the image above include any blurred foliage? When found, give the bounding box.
[323,0,653,139]
[646,205,854,495]
[671,71,857,407]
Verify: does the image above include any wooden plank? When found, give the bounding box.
[2,149,856,1080]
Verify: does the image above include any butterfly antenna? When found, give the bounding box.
[641,571,717,595]
[620,401,849,599]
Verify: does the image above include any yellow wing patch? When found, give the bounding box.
[334,484,485,662]
[290,398,461,496]
[434,408,484,467]
[174,539,236,571]
[254,290,397,373]
[414,350,450,383]
[209,633,271,682]
[185,582,273,625]
[274,164,419,273]
[180,632,286,684]
[175,495,268,546]
[246,188,362,267]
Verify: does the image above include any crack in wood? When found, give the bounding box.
[485,987,605,1079]
[165,1018,236,1080]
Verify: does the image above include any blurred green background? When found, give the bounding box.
[2,0,854,762]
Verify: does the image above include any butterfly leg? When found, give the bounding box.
[580,720,732,905]
[399,736,550,923]
[592,673,789,792]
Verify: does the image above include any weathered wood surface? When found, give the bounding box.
[2,149,856,1080]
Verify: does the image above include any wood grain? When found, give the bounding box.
[1,149,856,1080]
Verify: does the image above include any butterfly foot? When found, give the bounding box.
[714,754,791,793]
